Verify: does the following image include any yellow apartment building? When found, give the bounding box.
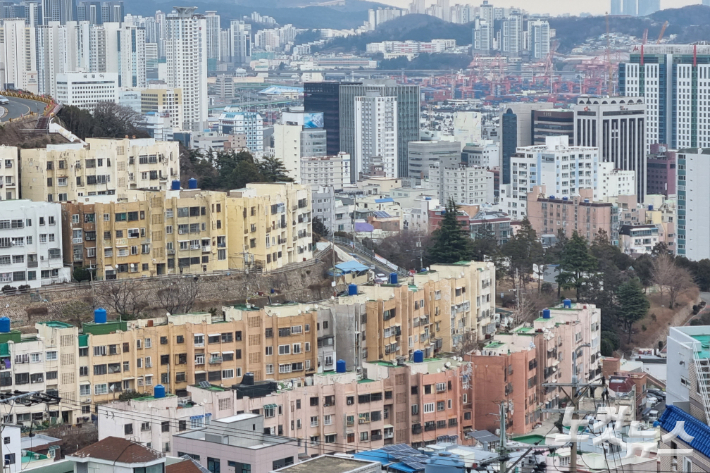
[82,305,319,404]
[140,88,183,130]
[226,183,313,271]
[61,183,314,278]
[21,137,179,203]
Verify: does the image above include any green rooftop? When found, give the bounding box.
[38,321,74,329]
[484,341,505,349]
[194,384,226,391]
[22,452,48,464]
[358,378,376,383]
[232,304,261,311]
[512,434,546,445]
[0,331,22,344]
[692,334,710,359]
[452,261,471,265]
[514,326,534,334]
[82,320,128,336]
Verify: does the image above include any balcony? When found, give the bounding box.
[202,246,211,253]
[195,357,205,365]
[371,434,383,441]
[73,238,83,244]
[27,261,38,268]
[411,424,422,434]
[167,249,175,255]
[209,356,222,364]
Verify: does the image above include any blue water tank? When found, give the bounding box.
[425,453,463,473]
[648,205,654,211]
[188,178,198,189]
[94,308,107,324]
[584,199,590,203]
[542,309,551,319]
[153,384,166,399]
[171,180,180,191]
[413,350,424,363]
[336,359,346,373]
[549,195,555,199]
[348,284,358,296]
[0,317,10,333]
[389,272,398,284]
[563,196,569,201]
[563,299,572,309]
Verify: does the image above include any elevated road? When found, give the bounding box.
[0,96,46,122]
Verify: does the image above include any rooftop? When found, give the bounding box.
[70,437,163,464]
[273,455,377,473]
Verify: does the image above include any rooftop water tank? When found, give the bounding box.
[413,350,424,363]
[563,299,572,309]
[0,317,10,333]
[550,195,555,199]
[584,199,590,203]
[94,308,107,324]
[188,178,198,189]
[171,180,180,191]
[153,384,166,399]
[336,359,346,373]
[389,272,398,284]
[348,284,358,296]
[648,205,654,211]
[563,196,569,201]
[542,309,551,319]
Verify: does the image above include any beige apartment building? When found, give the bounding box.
[140,88,183,130]
[61,182,313,278]
[0,146,18,200]
[21,138,179,203]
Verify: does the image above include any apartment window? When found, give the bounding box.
[423,403,435,414]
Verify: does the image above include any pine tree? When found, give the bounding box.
[617,278,650,343]
[427,198,472,264]
[559,231,597,300]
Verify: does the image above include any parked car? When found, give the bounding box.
[0,95,9,105]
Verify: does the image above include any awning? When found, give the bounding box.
[384,424,394,429]
[195,370,205,374]
[263,404,277,409]
[80,381,91,385]
[105,266,114,271]
[208,333,220,337]
[194,333,204,337]
[122,377,135,380]
[547,346,555,352]
[222,351,234,355]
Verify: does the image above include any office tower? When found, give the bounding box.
[407,140,462,179]
[620,45,710,151]
[529,20,550,59]
[229,20,250,66]
[339,79,420,180]
[354,92,398,178]
[76,1,99,22]
[164,7,207,131]
[501,12,522,56]
[532,109,573,145]
[304,82,355,156]
[676,148,710,259]
[498,102,553,184]
[55,71,118,108]
[41,0,73,23]
[573,96,647,200]
[204,11,220,63]
[0,19,37,92]
[101,0,121,22]
[36,21,66,96]
[610,0,622,14]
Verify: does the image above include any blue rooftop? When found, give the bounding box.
[659,405,710,457]
[335,260,369,273]
[375,198,394,203]
[373,211,391,218]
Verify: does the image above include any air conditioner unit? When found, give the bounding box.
[358,419,366,424]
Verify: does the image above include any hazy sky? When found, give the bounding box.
[374,0,699,16]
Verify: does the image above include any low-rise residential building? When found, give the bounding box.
[619,224,660,255]
[300,154,351,190]
[98,391,205,455]
[21,138,180,203]
[0,200,70,288]
[0,146,18,201]
[469,209,511,245]
[526,186,614,242]
[429,163,490,206]
[645,194,676,251]
[173,413,298,473]
[68,437,165,473]
[599,162,636,199]
[311,186,336,232]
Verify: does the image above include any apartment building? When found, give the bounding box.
[300,153,351,190]
[0,146,19,200]
[20,138,180,203]
[0,200,70,288]
[188,355,467,454]
[467,301,601,435]
[61,189,229,279]
[0,320,82,426]
[225,183,312,271]
[428,163,491,206]
[141,88,183,130]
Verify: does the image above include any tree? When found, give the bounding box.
[73,266,95,282]
[258,156,293,182]
[559,231,597,300]
[156,277,201,315]
[57,103,149,140]
[617,278,650,343]
[376,232,430,270]
[668,266,695,309]
[427,199,472,264]
[501,217,543,290]
[312,217,329,245]
[94,279,148,319]
[470,224,498,262]
[652,253,676,305]
[61,300,92,327]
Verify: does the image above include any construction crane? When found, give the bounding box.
[642,29,648,45]
[657,21,668,44]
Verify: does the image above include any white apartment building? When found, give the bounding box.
[678,148,708,260]
[204,11,221,60]
[528,20,550,59]
[461,141,499,167]
[218,109,264,153]
[0,19,37,93]
[55,72,118,109]
[165,7,207,131]
[98,394,205,456]
[20,137,180,203]
[0,146,19,201]
[300,154,351,190]
[36,22,67,98]
[274,122,301,181]
[228,20,251,66]
[599,162,636,199]
[116,24,146,88]
[0,201,70,288]
[354,93,398,178]
[429,162,490,206]
[499,136,600,218]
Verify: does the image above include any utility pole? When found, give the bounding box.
[498,401,508,473]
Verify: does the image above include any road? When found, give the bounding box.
[0,96,46,122]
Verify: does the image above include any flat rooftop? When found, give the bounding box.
[216,413,260,423]
[692,334,710,359]
[274,455,377,473]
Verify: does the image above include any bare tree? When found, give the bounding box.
[652,254,697,308]
[669,266,695,309]
[454,331,478,357]
[156,277,201,315]
[61,300,92,327]
[94,279,148,319]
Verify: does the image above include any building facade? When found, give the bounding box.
[218,109,264,153]
[407,141,462,179]
[55,72,119,109]
[0,146,19,201]
[677,148,709,259]
[646,143,676,197]
[300,154,351,190]
[354,93,398,179]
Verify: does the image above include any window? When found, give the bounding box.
[46,351,57,361]
[278,345,290,355]
[265,346,273,356]
[423,403,435,413]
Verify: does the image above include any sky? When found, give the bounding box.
[373,0,700,17]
